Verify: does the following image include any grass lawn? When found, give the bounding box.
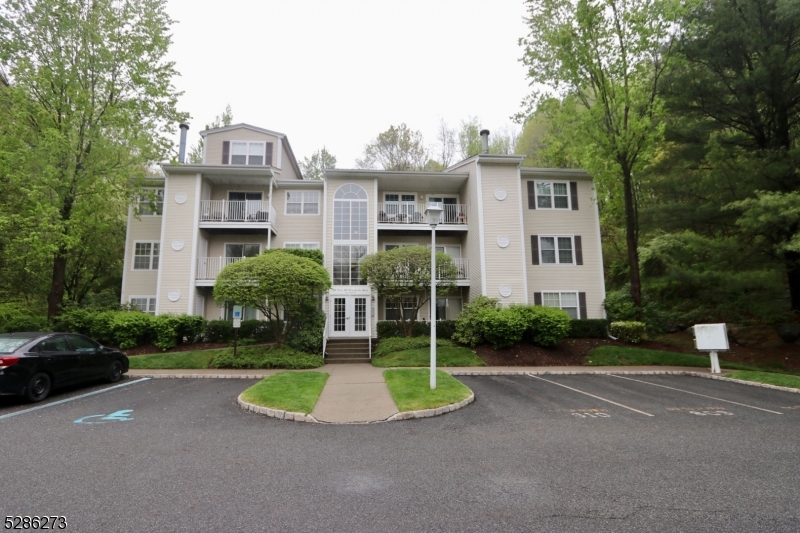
[726,371,800,390]
[383,369,472,411]
[586,346,761,371]
[240,372,329,414]
[372,346,485,368]
[128,350,215,369]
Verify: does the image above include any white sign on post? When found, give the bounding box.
[693,323,729,374]
[232,318,241,329]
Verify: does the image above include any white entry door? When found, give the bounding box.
[331,296,369,337]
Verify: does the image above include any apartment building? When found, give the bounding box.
[120,123,606,342]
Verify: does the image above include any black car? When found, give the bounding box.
[0,332,129,402]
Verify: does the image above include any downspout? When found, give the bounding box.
[268,176,273,249]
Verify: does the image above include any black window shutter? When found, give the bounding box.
[570,181,579,210]
[574,236,583,265]
[527,181,536,209]
[579,292,587,319]
[266,142,273,166]
[534,292,542,305]
[222,141,230,164]
[531,235,539,265]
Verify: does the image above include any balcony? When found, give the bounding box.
[199,200,276,233]
[377,203,468,231]
[195,256,244,285]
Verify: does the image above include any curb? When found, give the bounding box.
[237,394,320,423]
[384,392,475,421]
[689,372,800,394]
[130,373,270,379]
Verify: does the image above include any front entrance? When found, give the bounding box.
[330,296,369,337]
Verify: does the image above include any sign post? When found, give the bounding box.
[692,323,729,374]
[232,305,243,358]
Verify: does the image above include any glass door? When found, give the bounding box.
[330,296,370,337]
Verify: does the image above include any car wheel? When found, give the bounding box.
[107,360,123,383]
[25,373,51,403]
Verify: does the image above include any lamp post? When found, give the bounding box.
[425,205,443,389]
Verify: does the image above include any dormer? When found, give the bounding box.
[199,123,303,179]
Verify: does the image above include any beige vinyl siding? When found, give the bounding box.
[206,235,269,257]
[121,208,161,303]
[209,183,270,202]
[157,174,199,314]
[479,161,528,305]
[205,128,281,167]
[522,175,605,318]
[272,185,324,248]
[450,159,482,297]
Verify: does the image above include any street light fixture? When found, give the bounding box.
[425,204,443,389]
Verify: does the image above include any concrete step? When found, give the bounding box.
[325,357,372,364]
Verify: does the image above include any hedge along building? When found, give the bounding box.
[120,123,606,353]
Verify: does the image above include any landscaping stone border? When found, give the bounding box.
[132,373,271,379]
[383,392,475,421]
[237,393,320,423]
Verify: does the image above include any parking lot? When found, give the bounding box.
[1,373,798,532]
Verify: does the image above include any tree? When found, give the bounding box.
[435,118,458,168]
[519,0,680,314]
[213,250,331,346]
[458,117,518,159]
[356,124,429,170]
[299,147,336,180]
[360,246,457,337]
[187,104,233,164]
[0,0,187,318]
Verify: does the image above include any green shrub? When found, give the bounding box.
[287,309,325,354]
[229,337,257,347]
[568,319,608,338]
[89,310,118,345]
[172,314,206,344]
[151,314,183,351]
[604,284,669,335]
[481,308,529,349]
[0,301,48,333]
[509,305,571,348]
[374,337,454,357]
[452,296,500,347]
[610,321,646,343]
[376,320,456,339]
[239,320,274,342]
[51,308,95,335]
[110,312,153,349]
[210,346,324,369]
[205,320,234,342]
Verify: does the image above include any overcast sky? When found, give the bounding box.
[166,0,533,168]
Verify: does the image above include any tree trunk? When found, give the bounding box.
[785,250,800,313]
[622,169,642,318]
[46,248,68,319]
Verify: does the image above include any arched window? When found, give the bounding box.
[333,184,368,285]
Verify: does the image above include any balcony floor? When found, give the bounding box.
[377,223,468,232]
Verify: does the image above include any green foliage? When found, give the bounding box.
[374,337,454,358]
[238,320,274,342]
[568,319,608,339]
[376,320,456,339]
[262,247,324,266]
[209,346,324,370]
[481,308,529,349]
[89,311,118,345]
[726,371,800,390]
[205,320,234,343]
[213,251,330,346]
[452,296,500,347]
[371,346,485,368]
[509,305,571,348]
[604,284,670,334]
[383,369,473,412]
[286,308,325,354]
[610,321,646,344]
[50,308,94,335]
[128,350,215,369]
[240,372,329,414]
[355,124,429,171]
[299,147,336,181]
[151,314,182,351]
[229,337,257,347]
[0,302,48,333]
[587,346,758,371]
[110,312,153,349]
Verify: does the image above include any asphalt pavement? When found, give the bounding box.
[1,374,798,532]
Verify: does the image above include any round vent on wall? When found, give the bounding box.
[494,189,507,201]
[499,285,512,298]
[167,290,181,302]
[171,240,184,251]
[497,236,510,248]
[174,192,187,204]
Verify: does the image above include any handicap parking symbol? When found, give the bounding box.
[74,409,134,424]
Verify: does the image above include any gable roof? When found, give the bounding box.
[198,123,287,138]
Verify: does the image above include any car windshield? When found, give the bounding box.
[0,338,31,354]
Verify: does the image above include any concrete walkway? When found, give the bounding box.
[128,364,726,423]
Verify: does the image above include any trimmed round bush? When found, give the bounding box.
[481,308,529,349]
[110,312,154,349]
[610,321,646,343]
[508,305,571,348]
[452,296,501,347]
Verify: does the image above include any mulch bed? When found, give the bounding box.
[122,342,228,356]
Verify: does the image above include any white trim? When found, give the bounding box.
[532,180,572,210]
[199,123,287,138]
[373,178,378,256]
[592,183,607,317]
[188,174,202,314]
[516,167,529,304]
[425,193,460,204]
[537,235,577,265]
[154,177,169,315]
[131,240,160,271]
[284,189,321,215]
[226,189,264,201]
[284,242,320,250]
[540,290,581,319]
[229,140,267,166]
[120,204,133,305]
[277,138,283,169]
[129,295,157,315]
[475,163,488,295]
[136,187,164,217]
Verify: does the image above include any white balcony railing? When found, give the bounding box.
[199,200,275,224]
[196,256,245,280]
[377,203,467,225]
[445,258,469,280]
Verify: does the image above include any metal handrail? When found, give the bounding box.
[322,313,329,358]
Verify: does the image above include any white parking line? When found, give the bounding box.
[527,374,654,417]
[609,375,783,415]
[0,378,151,421]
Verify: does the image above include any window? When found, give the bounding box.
[384,244,415,251]
[539,236,573,265]
[130,297,156,314]
[386,297,417,320]
[35,335,70,353]
[333,245,367,285]
[429,297,462,321]
[334,184,368,241]
[67,334,100,353]
[133,242,159,270]
[542,292,579,319]
[286,191,320,214]
[137,188,164,216]
[225,244,260,258]
[284,243,320,250]
[536,181,569,209]
[224,302,257,320]
[231,141,265,165]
